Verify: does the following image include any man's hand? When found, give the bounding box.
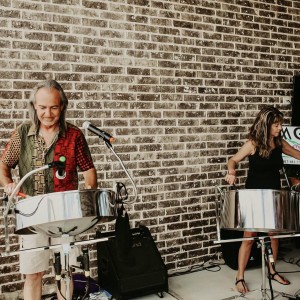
[83,168,97,190]
[4,182,19,196]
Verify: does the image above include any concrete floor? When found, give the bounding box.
[35,239,300,300]
[135,240,300,300]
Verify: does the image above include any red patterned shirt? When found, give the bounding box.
[1,122,95,196]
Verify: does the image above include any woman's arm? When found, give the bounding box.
[282,139,300,161]
[225,140,255,185]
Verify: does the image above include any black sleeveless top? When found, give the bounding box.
[245,146,283,190]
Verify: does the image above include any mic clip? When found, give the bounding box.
[49,156,66,180]
[55,169,66,180]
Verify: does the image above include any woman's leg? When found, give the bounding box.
[236,231,257,293]
[268,233,289,284]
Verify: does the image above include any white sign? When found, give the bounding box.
[282,126,300,165]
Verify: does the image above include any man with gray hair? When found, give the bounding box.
[0,79,97,300]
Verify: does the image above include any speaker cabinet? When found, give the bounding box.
[97,225,168,300]
[220,229,262,270]
[292,75,300,126]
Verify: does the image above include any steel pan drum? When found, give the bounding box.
[14,189,117,237]
[292,183,300,193]
[219,189,300,232]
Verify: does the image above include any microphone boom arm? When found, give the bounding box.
[105,141,137,204]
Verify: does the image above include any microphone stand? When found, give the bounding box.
[104,141,137,204]
[3,160,65,254]
[3,164,50,253]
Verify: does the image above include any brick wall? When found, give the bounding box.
[0,0,300,297]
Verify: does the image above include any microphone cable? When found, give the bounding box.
[15,195,46,217]
[54,252,66,300]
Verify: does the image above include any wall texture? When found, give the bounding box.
[0,0,299,298]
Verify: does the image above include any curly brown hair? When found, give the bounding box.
[249,106,283,158]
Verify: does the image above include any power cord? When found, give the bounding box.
[169,261,225,277]
[279,254,300,274]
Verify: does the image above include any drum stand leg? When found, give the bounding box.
[63,253,72,300]
[258,237,282,300]
[260,238,268,300]
[60,237,73,300]
[54,251,72,300]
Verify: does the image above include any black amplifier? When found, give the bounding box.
[97,225,168,300]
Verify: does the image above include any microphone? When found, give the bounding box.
[266,243,275,269]
[265,237,276,270]
[83,121,114,144]
[55,156,66,180]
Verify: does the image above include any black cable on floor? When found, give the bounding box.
[169,261,225,277]
[278,253,300,274]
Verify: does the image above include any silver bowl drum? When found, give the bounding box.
[219,189,300,233]
[14,189,117,237]
[292,183,300,193]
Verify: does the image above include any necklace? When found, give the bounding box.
[37,131,59,162]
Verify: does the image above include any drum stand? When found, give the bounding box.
[214,233,300,300]
[1,160,108,299]
[0,148,137,298]
[55,236,90,300]
[214,186,300,300]
[56,235,73,300]
[0,236,108,300]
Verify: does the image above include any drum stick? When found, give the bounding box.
[17,192,29,198]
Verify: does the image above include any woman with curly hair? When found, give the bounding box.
[225,105,300,293]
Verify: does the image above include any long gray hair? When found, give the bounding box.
[28,79,68,132]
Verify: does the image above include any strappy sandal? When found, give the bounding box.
[235,278,248,293]
[268,271,290,285]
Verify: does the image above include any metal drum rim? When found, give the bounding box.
[16,188,115,203]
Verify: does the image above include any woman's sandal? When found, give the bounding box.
[268,271,290,285]
[235,278,248,293]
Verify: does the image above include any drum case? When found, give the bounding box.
[96,225,168,300]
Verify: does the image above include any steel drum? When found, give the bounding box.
[292,183,300,193]
[14,189,117,237]
[219,189,300,232]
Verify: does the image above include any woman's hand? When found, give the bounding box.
[225,170,237,186]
